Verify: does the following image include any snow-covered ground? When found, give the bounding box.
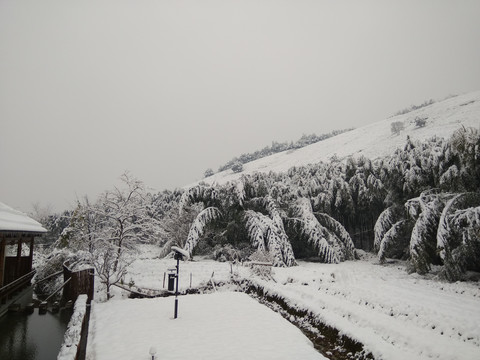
[86,292,325,360]
[190,91,480,187]
[255,253,480,360]
[87,248,480,360]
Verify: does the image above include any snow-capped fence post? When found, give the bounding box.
[210,271,217,292]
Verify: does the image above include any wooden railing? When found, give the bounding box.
[0,270,35,304]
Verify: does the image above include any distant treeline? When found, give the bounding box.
[214,128,354,174]
[393,99,435,116]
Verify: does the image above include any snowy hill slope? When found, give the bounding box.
[191,91,480,187]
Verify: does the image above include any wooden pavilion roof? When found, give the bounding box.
[0,202,47,240]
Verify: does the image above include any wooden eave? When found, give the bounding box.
[0,231,44,245]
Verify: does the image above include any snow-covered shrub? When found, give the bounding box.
[414,116,427,128]
[391,121,404,135]
[34,248,71,296]
[204,168,214,178]
[213,244,239,262]
[248,250,274,279]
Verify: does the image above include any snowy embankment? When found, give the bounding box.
[252,254,480,360]
[88,248,480,360]
[58,294,88,360]
[190,91,480,187]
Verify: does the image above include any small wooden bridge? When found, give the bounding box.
[113,283,170,298]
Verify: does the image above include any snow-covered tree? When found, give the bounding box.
[158,202,201,258]
[59,172,162,300]
[94,172,161,271]
[179,184,218,213]
[58,197,99,253]
[244,207,295,267]
[448,127,480,191]
[290,198,355,263]
[377,220,413,263]
[90,236,134,300]
[409,195,445,274]
[374,206,403,252]
[444,206,480,278]
[437,192,480,280]
[183,207,222,258]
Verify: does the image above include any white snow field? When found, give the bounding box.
[86,292,325,360]
[191,91,480,187]
[87,248,480,360]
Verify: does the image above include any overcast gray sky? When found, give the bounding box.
[1,0,480,213]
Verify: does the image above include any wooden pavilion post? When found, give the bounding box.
[16,238,22,280]
[29,237,34,273]
[0,237,5,287]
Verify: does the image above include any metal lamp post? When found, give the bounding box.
[170,246,189,319]
[149,346,157,360]
[174,251,180,319]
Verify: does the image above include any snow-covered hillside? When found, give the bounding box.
[192,91,480,187]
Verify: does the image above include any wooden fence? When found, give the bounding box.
[63,263,94,304]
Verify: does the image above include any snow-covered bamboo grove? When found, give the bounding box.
[39,126,480,294]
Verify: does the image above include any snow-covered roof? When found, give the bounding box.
[0,202,47,234]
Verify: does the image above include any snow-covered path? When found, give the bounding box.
[257,257,480,360]
[86,292,325,360]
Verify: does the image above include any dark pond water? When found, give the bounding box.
[0,308,72,360]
